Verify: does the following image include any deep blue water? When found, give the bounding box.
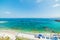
[0,18,60,33]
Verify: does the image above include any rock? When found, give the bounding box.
[55,20,60,22]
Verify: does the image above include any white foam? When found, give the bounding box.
[0,21,8,23]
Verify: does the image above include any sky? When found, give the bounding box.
[0,0,60,18]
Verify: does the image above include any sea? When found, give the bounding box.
[0,18,60,33]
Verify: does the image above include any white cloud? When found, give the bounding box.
[4,11,11,14]
[55,0,59,2]
[36,0,42,3]
[53,4,60,7]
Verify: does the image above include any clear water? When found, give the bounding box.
[0,18,60,33]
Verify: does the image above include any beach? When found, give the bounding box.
[0,18,60,40]
[0,30,38,40]
[0,30,60,40]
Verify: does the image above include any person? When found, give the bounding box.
[35,34,45,39]
[51,37,58,40]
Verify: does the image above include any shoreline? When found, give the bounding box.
[0,30,60,40]
[0,28,60,34]
[0,30,37,40]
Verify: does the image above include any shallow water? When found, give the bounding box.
[0,18,60,33]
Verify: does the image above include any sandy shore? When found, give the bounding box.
[0,30,39,40]
[0,30,17,40]
[0,30,59,40]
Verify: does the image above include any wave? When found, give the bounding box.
[0,21,8,24]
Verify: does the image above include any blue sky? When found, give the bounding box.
[0,0,60,18]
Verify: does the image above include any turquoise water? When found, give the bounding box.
[0,18,60,33]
